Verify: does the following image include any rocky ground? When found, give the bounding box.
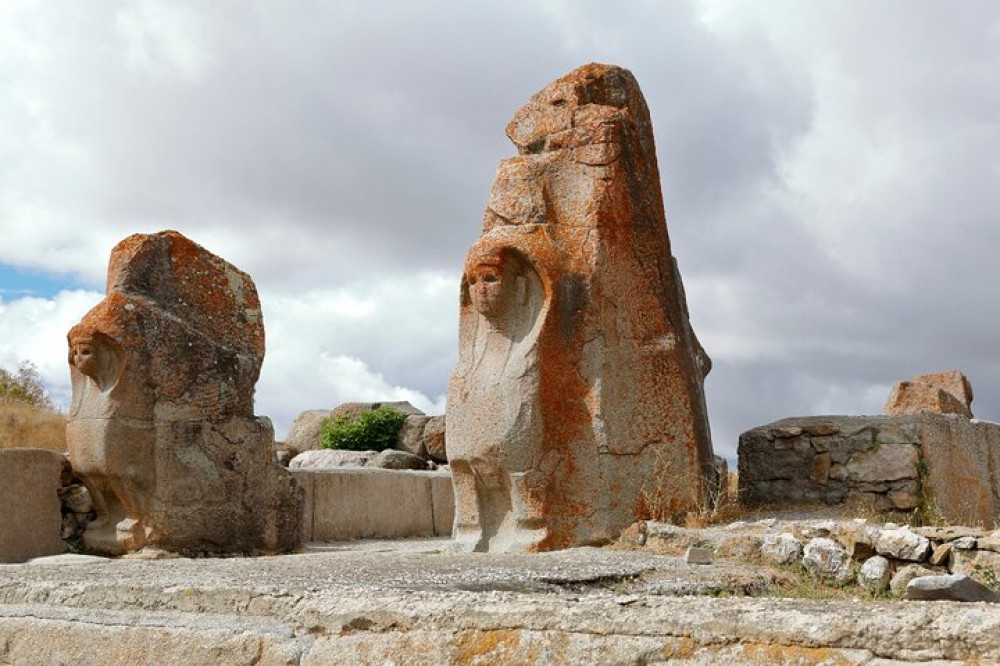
[2,517,1000,665]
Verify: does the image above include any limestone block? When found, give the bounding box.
[802,537,853,584]
[66,230,302,556]
[875,528,931,562]
[366,450,428,470]
[684,546,713,565]
[448,63,714,553]
[760,533,802,565]
[430,473,456,536]
[858,556,891,593]
[906,574,1000,602]
[885,370,973,418]
[929,542,953,567]
[0,449,66,563]
[330,401,424,421]
[844,443,918,483]
[889,564,938,595]
[290,403,425,456]
[289,449,376,469]
[292,469,452,541]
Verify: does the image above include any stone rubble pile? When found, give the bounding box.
[630,517,1000,602]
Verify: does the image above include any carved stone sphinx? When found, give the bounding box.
[447,63,716,553]
[67,230,301,555]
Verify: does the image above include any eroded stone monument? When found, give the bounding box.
[447,63,715,553]
[67,230,301,555]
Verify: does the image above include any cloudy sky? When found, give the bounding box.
[1,0,998,461]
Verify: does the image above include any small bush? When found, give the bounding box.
[0,361,52,409]
[320,406,408,452]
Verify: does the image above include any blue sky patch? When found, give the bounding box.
[0,263,84,299]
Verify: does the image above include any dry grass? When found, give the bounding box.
[0,400,67,452]
[683,471,748,528]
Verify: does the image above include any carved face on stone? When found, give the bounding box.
[70,338,100,380]
[68,329,121,393]
[467,257,510,321]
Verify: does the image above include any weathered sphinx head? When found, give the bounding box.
[67,325,122,392]
[464,245,522,323]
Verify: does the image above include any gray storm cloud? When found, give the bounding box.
[1,1,999,458]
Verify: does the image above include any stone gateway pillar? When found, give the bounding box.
[67,230,302,556]
[447,63,715,553]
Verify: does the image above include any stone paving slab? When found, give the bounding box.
[0,538,998,664]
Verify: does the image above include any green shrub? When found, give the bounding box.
[320,406,408,451]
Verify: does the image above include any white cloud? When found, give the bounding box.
[0,290,103,408]
[2,0,1000,463]
[0,271,457,440]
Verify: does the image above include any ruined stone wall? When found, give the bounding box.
[739,414,1000,525]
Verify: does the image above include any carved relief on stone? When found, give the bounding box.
[66,230,301,556]
[447,63,716,553]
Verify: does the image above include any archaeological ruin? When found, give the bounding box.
[739,370,1000,525]
[65,230,302,555]
[447,63,715,553]
[4,60,1000,665]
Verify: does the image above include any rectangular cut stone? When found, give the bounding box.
[292,469,452,541]
[430,473,456,536]
[0,449,66,563]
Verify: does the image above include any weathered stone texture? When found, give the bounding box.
[447,63,714,553]
[290,469,454,541]
[739,414,1000,525]
[66,230,302,555]
[884,369,973,418]
[0,449,66,562]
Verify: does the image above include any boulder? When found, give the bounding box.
[0,449,66,563]
[422,415,447,463]
[875,528,931,562]
[289,449,377,469]
[366,450,429,471]
[890,564,938,595]
[66,230,302,556]
[760,533,803,565]
[447,63,714,554]
[802,537,853,584]
[929,542,952,567]
[905,574,999,602]
[330,401,424,421]
[858,555,891,594]
[395,415,430,458]
[885,370,973,419]
[285,410,333,455]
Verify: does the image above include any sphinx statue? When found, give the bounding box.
[447,63,715,553]
[67,230,301,555]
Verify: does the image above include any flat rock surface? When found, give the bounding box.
[2,538,1000,664]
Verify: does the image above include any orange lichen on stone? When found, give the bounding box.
[447,63,714,553]
[884,369,974,419]
[66,230,301,556]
